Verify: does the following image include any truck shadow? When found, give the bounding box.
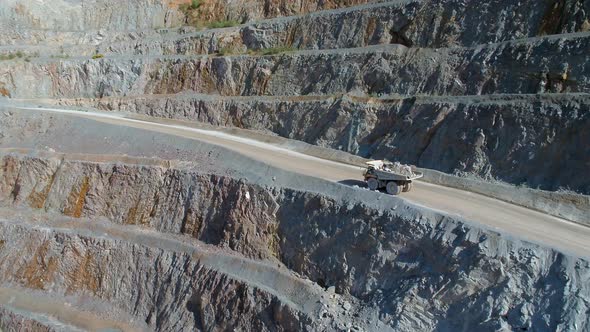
[337,179,367,188]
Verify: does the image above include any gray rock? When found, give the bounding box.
[0,150,587,331]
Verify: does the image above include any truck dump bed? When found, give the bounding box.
[365,160,423,181]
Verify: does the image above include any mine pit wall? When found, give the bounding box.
[175,0,379,26]
[1,34,587,99]
[2,1,589,197]
[0,221,310,331]
[0,0,382,49]
[0,307,56,332]
[0,0,378,34]
[101,1,590,57]
[0,0,186,31]
[1,153,589,331]
[4,0,590,55]
[51,93,590,195]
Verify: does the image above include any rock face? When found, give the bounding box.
[51,93,590,193]
[0,307,56,332]
[0,0,186,31]
[0,219,313,331]
[3,35,589,98]
[0,151,589,331]
[1,0,590,330]
[1,0,589,194]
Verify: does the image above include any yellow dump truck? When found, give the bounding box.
[363,160,423,195]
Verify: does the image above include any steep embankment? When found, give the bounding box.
[1,1,590,330]
[1,0,589,194]
[47,93,590,193]
[1,150,589,331]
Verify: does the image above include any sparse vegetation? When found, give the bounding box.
[0,52,24,60]
[217,47,237,56]
[0,54,16,61]
[256,46,296,56]
[179,0,202,20]
[207,19,240,29]
[0,51,39,61]
[92,53,104,59]
[178,0,241,30]
[179,0,202,12]
[189,0,201,10]
[214,45,297,57]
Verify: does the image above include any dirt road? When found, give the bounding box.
[14,106,590,258]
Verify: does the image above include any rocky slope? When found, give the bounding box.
[1,0,589,194]
[1,0,589,330]
[1,150,589,331]
[0,109,587,331]
[47,93,590,193]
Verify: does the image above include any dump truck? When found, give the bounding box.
[363,160,423,195]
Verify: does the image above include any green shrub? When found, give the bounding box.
[0,54,15,60]
[258,46,296,56]
[217,47,236,56]
[52,54,71,59]
[0,51,40,61]
[0,52,22,60]
[92,53,104,59]
[179,0,201,15]
[190,0,201,10]
[207,20,240,29]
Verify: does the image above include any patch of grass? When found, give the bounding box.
[180,0,201,12]
[91,53,104,59]
[255,46,296,56]
[261,46,296,56]
[0,54,16,61]
[190,0,201,10]
[0,51,37,61]
[0,51,23,61]
[207,19,240,29]
[217,47,237,56]
[214,45,297,57]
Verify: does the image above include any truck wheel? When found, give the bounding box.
[386,181,402,195]
[367,178,379,191]
[403,182,413,192]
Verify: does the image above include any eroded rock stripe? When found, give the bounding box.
[1,153,588,331]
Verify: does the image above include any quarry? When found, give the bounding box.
[0,0,589,331]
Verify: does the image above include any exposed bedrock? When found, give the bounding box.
[3,0,590,52]
[0,218,317,331]
[176,0,379,27]
[1,0,589,331]
[0,0,378,48]
[100,0,590,57]
[0,0,186,31]
[0,0,378,33]
[0,285,152,331]
[2,34,589,99]
[1,152,589,331]
[55,93,590,193]
[0,306,56,332]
